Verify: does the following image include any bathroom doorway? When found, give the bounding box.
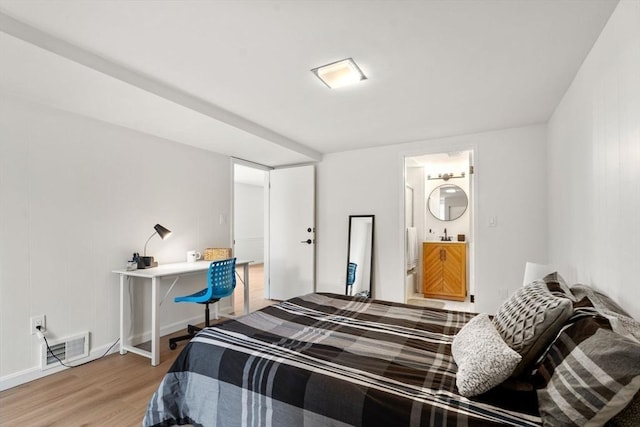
[404,150,475,312]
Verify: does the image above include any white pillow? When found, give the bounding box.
[452,313,522,397]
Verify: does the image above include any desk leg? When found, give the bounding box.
[243,263,250,315]
[119,274,127,355]
[151,277,160,366]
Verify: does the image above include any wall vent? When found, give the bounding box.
[41,332,90,370]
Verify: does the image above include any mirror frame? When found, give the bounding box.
[345,215,374,298]
[427,183,468,221]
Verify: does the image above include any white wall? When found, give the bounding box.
[548,0,640,319]
[234,183,265,263]
[0,94,232,388]
[317,124,548,312]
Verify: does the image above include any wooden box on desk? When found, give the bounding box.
[204,248,232,261]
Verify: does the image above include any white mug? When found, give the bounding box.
[186,250,202,263]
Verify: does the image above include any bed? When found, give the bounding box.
[143,292,543,426]
[144,275,640,427]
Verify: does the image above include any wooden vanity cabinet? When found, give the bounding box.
[422,242,467,301]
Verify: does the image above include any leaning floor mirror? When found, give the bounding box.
[345,215,374,298]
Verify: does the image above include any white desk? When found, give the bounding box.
[112,259,251,366]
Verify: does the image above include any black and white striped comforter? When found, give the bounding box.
[144,293,542,427]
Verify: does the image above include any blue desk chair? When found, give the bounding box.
[169,258,236,350]
[346,262,357,295]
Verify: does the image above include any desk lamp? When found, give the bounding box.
[138,223,172,269]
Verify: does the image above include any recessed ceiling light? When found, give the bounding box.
[311,58,367,89]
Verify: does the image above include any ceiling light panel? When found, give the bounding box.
[311,58,367,89]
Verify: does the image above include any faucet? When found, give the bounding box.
[441,228,450,241]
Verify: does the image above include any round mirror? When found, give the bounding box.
[427,184,468,221]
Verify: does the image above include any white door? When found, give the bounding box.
[269,165,315,300]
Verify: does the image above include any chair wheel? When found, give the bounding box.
[169,342,177,350]
[187,325,196,335]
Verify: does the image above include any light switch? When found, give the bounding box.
[489,216,498,227]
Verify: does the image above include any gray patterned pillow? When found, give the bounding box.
[605,314,640,427]
[536,317,640,426]
[452,313,522,397]
[493,282,573,377]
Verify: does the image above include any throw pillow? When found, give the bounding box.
[452,313,522,397]
[493,282,573,377]
[571,284,631,317]
[536,316,640,427]
[609,390,640,427]
[542,271,575,300]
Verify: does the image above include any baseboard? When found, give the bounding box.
[0,307,233,392]
[129,306,233,345]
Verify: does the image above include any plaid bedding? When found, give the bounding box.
[144,293,542,427]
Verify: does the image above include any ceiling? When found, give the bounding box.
[0,0,618,167]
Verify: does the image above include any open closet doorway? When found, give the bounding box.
[404,150,475,312]
[232,160,272,314]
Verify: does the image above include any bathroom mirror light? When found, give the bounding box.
[427,172,466,181]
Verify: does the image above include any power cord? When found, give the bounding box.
[36,325,120,368]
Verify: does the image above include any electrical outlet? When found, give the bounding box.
[30,315,46,335]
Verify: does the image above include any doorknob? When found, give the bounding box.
[301,239,313,244]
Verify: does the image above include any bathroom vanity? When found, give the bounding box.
[422,242,467,301]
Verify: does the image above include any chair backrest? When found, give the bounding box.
[208,258,237,299]
[347,262,357,286]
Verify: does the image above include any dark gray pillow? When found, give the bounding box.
[493,281,573,377]
[571,284,631,317]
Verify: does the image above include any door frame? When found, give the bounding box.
[400,145,478,307]
[231,158,272,299]
[231,159,317,301]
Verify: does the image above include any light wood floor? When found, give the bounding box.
[0,263,273,426]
